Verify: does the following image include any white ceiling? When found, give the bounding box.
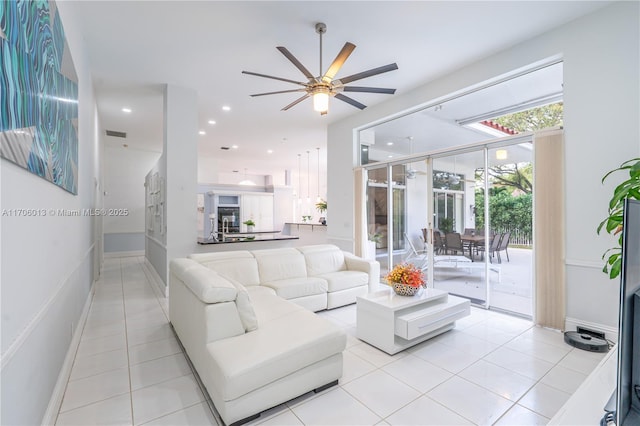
[66,1,608,177]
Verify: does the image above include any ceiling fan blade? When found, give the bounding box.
[322,42,356,83]
[250,89,307,97]
[334,93,366,110]
[276,46,315,80]
[337,63,398,85]
[343,86,396,94]
[282,93,311,111]
[242,71,307,87]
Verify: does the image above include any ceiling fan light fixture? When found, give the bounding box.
[242,23,397,115]
[313,87,330,113]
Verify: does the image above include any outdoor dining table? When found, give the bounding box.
[460,234,485,260]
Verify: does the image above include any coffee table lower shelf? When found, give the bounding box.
[356,287,470,355]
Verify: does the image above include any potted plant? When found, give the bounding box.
[243,219,255,233]
[315,199,327,214]
[315,199,327,224]
[597,158,640,278]
[438,217,454,234]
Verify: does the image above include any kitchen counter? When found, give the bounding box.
[197,231,298,245]
[282,222,329,245]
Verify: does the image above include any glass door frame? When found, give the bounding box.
[361,133,533,311]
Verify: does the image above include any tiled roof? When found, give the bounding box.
[480,120,518,135]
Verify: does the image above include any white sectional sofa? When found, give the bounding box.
[169,244,379,425]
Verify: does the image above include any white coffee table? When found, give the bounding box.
[356,286,470,354]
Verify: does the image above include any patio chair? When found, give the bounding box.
[444,232,464,256]
[496,231,511,263]
[433,231,446,255]
[403,232,428,270]
[477,232,501,263]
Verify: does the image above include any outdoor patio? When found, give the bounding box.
[375,247,533,318]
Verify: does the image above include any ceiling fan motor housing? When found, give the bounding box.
[315,22,327,34]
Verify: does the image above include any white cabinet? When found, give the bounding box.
[241,194,274,231]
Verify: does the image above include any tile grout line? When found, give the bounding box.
[135,256,219,425]
[120,258,136,426]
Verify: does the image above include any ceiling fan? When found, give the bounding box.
[242,22,398,115]
[402,137,427,179]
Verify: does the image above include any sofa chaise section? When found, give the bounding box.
[169,257,346,426]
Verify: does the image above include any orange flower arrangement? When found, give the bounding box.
[385,263,426,288]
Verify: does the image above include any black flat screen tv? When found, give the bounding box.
[615,198,640,425]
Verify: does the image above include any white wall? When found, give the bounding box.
[0,2,101,424]
[145,85,198,286]
[104,145,160,252]
[327,2,639,330]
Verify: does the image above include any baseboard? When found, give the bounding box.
[144,257,167,299]
[565,317,618,343]
[104,249,144,258]
[41,280,95,425]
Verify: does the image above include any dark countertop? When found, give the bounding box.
[197,233,299,245]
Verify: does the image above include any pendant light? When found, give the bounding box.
[316,147,322,202]
[239,168,256,186]
[306,150,311,204]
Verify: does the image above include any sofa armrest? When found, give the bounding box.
[343,252,380,291]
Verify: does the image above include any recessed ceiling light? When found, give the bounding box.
[208,120,216,125]
[222,106,231,111]
[387,142,393,146]
[388,155,393,158]
[496,149,508,160]
[122,107,132,113]
[199,130,206,135]
[267,149,273,154]
[231,145,238,149]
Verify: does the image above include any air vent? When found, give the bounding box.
[105,130,127,138]
[220,146,230,150]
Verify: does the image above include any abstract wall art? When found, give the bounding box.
[1,0,79,194]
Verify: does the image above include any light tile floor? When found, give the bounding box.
[55,256,608,425]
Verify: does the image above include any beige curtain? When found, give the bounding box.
[533,129,565,330]
[354,168,368,257]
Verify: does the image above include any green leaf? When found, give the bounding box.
[610,258,622,279]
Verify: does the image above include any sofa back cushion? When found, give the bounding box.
[188,251,261,286]
[252,248,308,282]
[226,278,259,332]
[170,258,237,303]
[297,244,346,276]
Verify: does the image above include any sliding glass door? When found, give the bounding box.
[363,139,534,317]
[431,151,488,305]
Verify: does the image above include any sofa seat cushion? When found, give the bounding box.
[247,287,307,323]
[262,277,328,300]
[316,270,369,292]
[206,310,346,401]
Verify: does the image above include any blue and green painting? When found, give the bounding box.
[0,0,78,194]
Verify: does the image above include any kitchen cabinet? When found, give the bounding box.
[241,194,274,232]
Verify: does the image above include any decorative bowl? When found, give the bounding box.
[392,282,421,296]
